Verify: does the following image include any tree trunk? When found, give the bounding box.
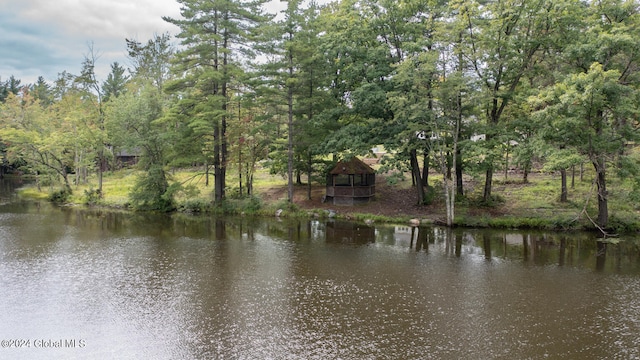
[307,154,312,200]
[504,145,509,181]
[307,67,315,202]
[211,11,222,203]
[411,166,416,187]
[571,165,575,189]
[593,158,608,229]
[295,155,302,185]
[455,147,463,196]
[446,93,462,227]
[483,100,497,202]
[410,149,425,205]
[287,61,294,204]
[238,142,242,197]
[97,149,104,194]
[75,150,80,187]
[205,160,209,187]
[444,168,455,227]
[422,148,429,187]
[248,173,253,196]
[213,121,223,203]
[220,63,228,200]
[484,166,493,200]
[560,168,568,202]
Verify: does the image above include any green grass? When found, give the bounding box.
[14,164,640,233]
[66,169,140,207]
[16,186,50,200]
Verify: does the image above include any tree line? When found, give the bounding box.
[0,0,638,230]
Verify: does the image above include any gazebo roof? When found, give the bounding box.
[329,157,375,175]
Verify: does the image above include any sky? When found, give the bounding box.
[0,0,293,85]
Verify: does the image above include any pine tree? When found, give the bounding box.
[164,0,268,203]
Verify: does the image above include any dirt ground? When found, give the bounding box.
[258,172,525,223]
[259,175,447,221]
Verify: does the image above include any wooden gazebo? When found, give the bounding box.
[325,157,376,205]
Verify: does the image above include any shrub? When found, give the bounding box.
[468,194,505,207]
[385,172,406,185]
[48,187,72,204]
[607,215,640,233]
[265,199,305,217]
[178,198,212,213]
[83,188,102,206]
[239,195,262,214]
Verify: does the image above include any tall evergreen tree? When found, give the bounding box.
[31,76,53,107]
[102,62,129,102]
[164,0,268,203]
[259,0,327,203]
[0,75,22,103]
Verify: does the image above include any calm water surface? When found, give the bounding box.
[1,180,640,359]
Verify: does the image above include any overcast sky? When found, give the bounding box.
[0,0,292,85]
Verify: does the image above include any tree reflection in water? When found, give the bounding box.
[396,225,639,274]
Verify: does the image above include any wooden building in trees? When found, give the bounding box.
[114,149,140,168]
[325,157,376,205]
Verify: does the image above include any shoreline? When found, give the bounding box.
[13,184,621,235]
[8,171,640,235]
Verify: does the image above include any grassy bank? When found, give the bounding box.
[450,172,640,233]
[14,165,640,233]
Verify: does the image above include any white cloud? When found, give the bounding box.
[0,0,332,85]
[0,0,180,84]
[20,0,180,41]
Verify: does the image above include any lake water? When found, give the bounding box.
[1,179,640,359]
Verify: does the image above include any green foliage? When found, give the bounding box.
[226,186,248,200]
[486,216,578,230]
[102,62,129,102]
[177,198,212,214]
[164,0,269,203]
[263,198,305,218]
[83,188,102,206]
[452,211,582,230]
[0,75,22,103]
[344,213,410,225]
[616,155,640,204]
[238,195,263,214]
[454,214,491,228]
[468,194,506,208]
[128,166,176,212]
[0,90,76,190]
[48,187,72,204]
[385,172,407,185]
[191,195,264,216]
[205,197,264,216]
[607,215,640,234]
[422,185,436,206]
[4,0,640,231]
